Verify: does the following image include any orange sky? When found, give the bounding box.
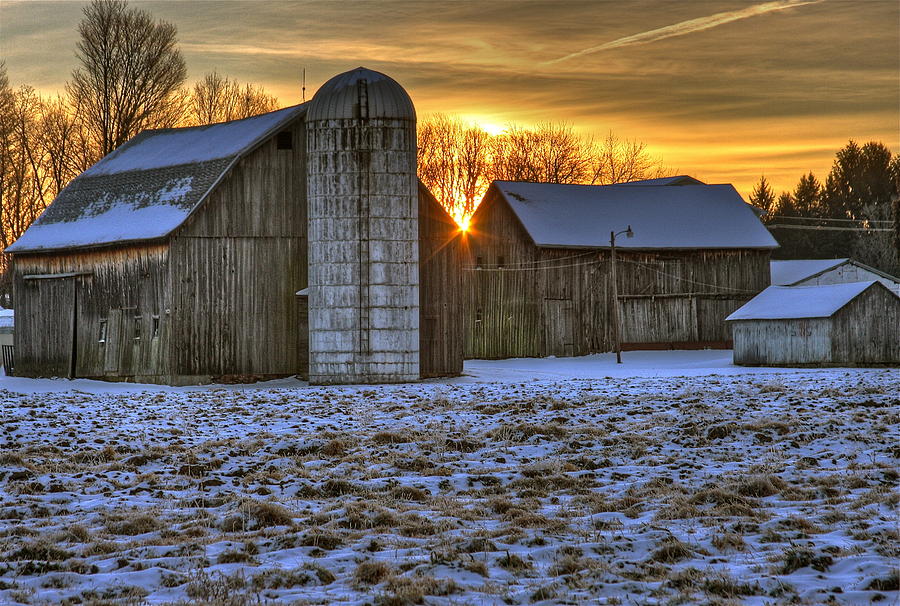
[2,0,898,199]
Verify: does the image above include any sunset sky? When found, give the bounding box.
[2,0,897,199]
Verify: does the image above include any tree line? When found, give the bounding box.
[417,115,670,225]
[748,141,900,276]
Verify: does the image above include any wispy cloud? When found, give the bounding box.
[544,0,824,65]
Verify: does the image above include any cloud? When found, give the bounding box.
[544,0,825,65]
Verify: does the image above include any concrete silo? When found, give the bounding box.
[306,67,419,384]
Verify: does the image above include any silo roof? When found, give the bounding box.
[307,67,415,121]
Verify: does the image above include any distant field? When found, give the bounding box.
[0,369,897,605]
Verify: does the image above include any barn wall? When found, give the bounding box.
[730,318,832,365]
[831,286,900,364]
[801,264,900,295]
[463,190,543,359]
[418,186,464,377]
[170,119,307,380]
[12,245,172,380]
[464,190,771,359]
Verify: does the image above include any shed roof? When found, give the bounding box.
[725,281,894,321]
[770,259,848,285]
[492,181,778,250]
[7,104,307,254]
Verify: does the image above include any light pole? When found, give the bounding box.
[610,225,633,364]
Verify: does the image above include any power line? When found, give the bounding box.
[464,256,757,294]
[768,224,894,232]
[768,215,892,225]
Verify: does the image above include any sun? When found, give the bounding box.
[459,114,507,137]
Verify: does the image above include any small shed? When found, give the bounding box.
[726,281,900,366]
[771,258,900,295]
[0,307,13,373]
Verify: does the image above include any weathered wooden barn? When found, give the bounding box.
[463,179,778,359]
[727,281,900,366]
[6,67,463,384]
[771,258,900,294]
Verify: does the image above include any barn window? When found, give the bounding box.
[276,131,293,150]
[133,316,142,340]
[497,256,505,269]
[98,320,107,343]
[151,315,160,339]
[476,256,483,269]
[475,308,483,324]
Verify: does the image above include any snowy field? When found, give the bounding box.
[0,352,897,605]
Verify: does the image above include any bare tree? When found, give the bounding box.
[590,131,669,185]
[186,71,279,126]
[68,0,187,161]
[417,114,492,223]
[418,115,672,225]
[491,122,592,184]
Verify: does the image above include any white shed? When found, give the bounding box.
[726,281,900,366]
[0,307,14,372]
[771,258,900,295]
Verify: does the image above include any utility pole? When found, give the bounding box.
[610,225,633,364]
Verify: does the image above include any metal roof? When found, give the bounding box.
[8,104,307,253]
[491,181,779,250]
[307,67,415,122]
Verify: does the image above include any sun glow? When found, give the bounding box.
[458,114,507,137]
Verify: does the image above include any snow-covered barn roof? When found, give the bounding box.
[612,175,705,187]
[725,281,896,321]
[770,258,900,287]
[491,181,778,250]
[770,259,849,285]
[7,104,307,254]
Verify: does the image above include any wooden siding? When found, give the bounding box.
[171,119,307,379]
[418,186,464,377]
[731,284,900,366]
[12,245,172,380]
[730,318,832,365]
[831,285,900,364]
[464,189,771,359]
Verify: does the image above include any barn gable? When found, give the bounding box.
[7,104,306,253]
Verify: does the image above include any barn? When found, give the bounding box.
[6,67,463,385]
[463,179,778,359]
[726,281,900,366]
[771,258,900,294]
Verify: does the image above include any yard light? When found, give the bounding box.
[610,225,633,364]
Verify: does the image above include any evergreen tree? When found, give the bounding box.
[749,175,776,220]
[792,173,821,217]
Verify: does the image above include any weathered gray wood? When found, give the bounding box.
[464,188,771,359]
[730,283,900,366]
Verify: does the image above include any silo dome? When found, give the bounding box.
[307,67,415,121]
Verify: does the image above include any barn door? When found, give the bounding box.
[543,298,575,357]
[25,277,77,378]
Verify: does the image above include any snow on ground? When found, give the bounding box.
[0,353,897,605]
